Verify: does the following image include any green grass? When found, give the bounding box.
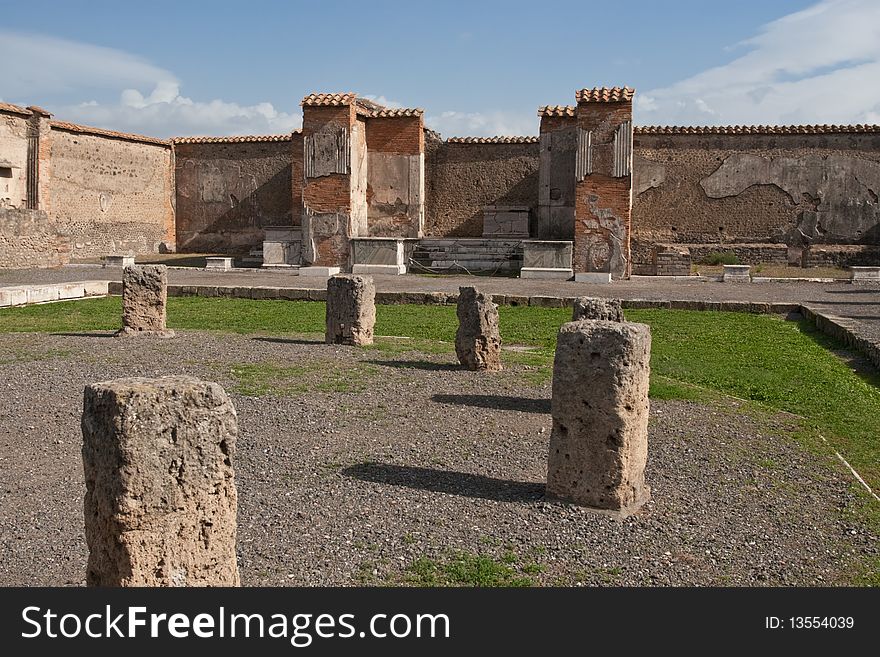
[407,551,536,587]
[229,360,379,396]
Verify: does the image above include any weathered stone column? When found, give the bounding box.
[117,264,174,337]
[572,296,624,321]
[547,321,651,515]
[81,376,239,586]
[325,274,376,346]
[455,286,502,371]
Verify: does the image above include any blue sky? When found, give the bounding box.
[2,0,879,137]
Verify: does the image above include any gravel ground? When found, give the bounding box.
[0,331,874,586]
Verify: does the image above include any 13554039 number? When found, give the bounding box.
[790,617,854,629]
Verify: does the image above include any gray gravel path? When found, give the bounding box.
[0,331,873,586]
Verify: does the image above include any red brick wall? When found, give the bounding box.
[366,116,422,155]
[574,100,633,277]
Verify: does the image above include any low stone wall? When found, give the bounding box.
[0,208,70,269]
[804,245,880,268]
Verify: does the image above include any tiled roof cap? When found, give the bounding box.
[50,121,171,147]
[371,108,424,118]
[446,136,539,144]
[26,105,52,117]
[0,102,32,117]
[634,124,880,135]
[538,105,576,117]
[301,93,357,107]
[576,86,635,103]
[172,132,299,144]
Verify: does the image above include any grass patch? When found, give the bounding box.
[407,551,536,587]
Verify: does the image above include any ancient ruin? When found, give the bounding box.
[572,296,624,321]
[547,320,651,515]
[3,88,879,276]
[81,376,239,586]
[325,274,376,346]
[455,286,502,371]
[118,264,173,337]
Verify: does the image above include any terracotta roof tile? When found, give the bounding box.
[576,86,635,103]
[370,108,424,118]
[301,93,357,107]
[634,124,880,135]
[172,132,299,144]
[446,136,539,144]
[26,105,52,117]
[0,101,32,116]
[50,121,171,147]
[538,105,576,117]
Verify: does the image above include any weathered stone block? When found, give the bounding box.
[81,376,239,586]
[547,321,651,515]
[455,287,502,371]
[326,274,376,346]
[572,297,624,321]
[118,265,174,337]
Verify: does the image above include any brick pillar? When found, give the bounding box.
[365,110,425,237]
[572,87,634,278]
[25,106,52,212]
[82,376,240,586]
[300,94,369,270]
[537,107,577,240]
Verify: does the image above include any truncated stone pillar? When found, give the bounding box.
[82,376,240,586]
[455,286,502,371]
[573,87,634,279]
[571,297,623,321]
[325,274,376,346]
[300,93,369,273]
[118,264,174,337]
[547,321,651,515]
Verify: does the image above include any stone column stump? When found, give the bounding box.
[572,296,624,322]
[547,321,651,515]
[117,264,174,337]
[325,274,376,346]
[81,376,240,586]
[455,286,502,371]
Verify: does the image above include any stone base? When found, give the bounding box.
[520,267,573,280]
[115,327,176,338]
[723,265,751,283]
[352,264,407,275]
[205,257,234,271]
[574,272,612,284]
[850,266,880,281]
[261,264,301,272]
[299,266,341,277]
[546,485,651,519]
[103,255,135,268]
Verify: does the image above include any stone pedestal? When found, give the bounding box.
[850,266,880,281]
[572,297,623,321]
[547,321,651,515]
[455,287,502,371]
[205,256,234,271]
[262,226,302,267]
[81,376,240,586]
[722,264,751,283]
[326,274,376,346]
[104,255,135,268]
[351,237,407,275]
[520,240,573,280]
[118,264,174,337]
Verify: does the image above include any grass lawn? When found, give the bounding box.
[2,296,878,566]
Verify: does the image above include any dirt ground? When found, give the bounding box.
[0,331,872,586]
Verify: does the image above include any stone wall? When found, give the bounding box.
[174,136,296,254]
[48,123,174,257]
[631,129,880,271]
[0,107,30,209]
[424,136,540,237]
[0,207,69,269]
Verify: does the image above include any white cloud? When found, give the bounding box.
[426,109,536,138]
[0,31,300,137]
[635,0,880,126]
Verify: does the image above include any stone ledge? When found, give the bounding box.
[0,280,111,307]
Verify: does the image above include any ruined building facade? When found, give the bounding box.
[3,88,880,273]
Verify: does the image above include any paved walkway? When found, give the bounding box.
[2,265,879,368]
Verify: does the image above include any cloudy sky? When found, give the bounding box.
[1,0,878,137]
